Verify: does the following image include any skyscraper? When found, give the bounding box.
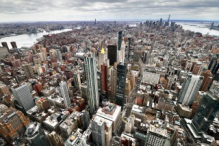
[210,22,214,30]
[84,53,99,114]
[47,131,64,146]
[110,67,117,102]
[117,31,122,51]
[117,31,126,63]
[10,41,17,49]
[73,72,82,90]
[208,56,219,75]
[12,83,35,112]
[191,93,219,132]
[0,105,30,143]
[22,63,35,79]
[125,38,131,62]
[91,115,113,146]
[25,122,50,146]
[101,64,108,99]
[200,70,213,91]
[159,18,163,26]
[98,47,108,68]
[145,125,168,146]
[1,42,9,52]
[60,81,71,108]
[116,62,127,108]
[107,45,117,66]
[178,74,203,106]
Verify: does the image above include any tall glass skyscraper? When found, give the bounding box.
[84,53,99,114]
[116,62,127,109]
[191,93,219,132]
[178,74,203,106]
[12,83,35,112]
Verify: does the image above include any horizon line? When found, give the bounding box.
[0,19,219,23]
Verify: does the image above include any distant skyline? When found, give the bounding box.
[0,0,219,22]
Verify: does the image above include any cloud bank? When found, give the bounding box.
[0,0,218,22]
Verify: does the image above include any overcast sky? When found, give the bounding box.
[0,0,218,22]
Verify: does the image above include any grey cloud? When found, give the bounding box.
[0,0,218,21]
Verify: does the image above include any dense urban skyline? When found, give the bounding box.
[0,0,219,22]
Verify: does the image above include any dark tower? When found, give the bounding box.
[191,93,219,132]
[101,64,108,99]
[117,31,122,51]
[1,42,9,52]
[159,18,163,26]
[11,41,17,49]
[116,62,127,109]
[208,55,219,75]
[107,45,117,66]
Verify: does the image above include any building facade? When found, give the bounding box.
[178,74,203,106]
[84,53,99,114]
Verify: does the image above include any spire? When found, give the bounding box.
[101,47,105,54]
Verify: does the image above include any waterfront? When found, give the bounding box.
[1,22,219,50]
[176,22,219,36]
[0,29,72,48]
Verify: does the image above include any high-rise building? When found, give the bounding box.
[110,67,117,102]
[208,57,219,75]
[121,133,136,146]
[200,70,213,91]
[60,81,71,108]
[22,63,35,79]
[191,93,219,132]
[0,105,30,143]
[127,71,135,90]
[91,115,113,146]
[96,102,122,132]
[101,64,108,99]
[145,125,168,146]
[80,110,90,131]
[107,45,117,66]
[178,74,203,106]
[125,79,131,96]
[117,31,122,51]
[159,18,163,26]
[73,72,82,90]
[37,52,46,62]
[10,41,17,49]
[98,47,108,68]
[12,83,35,112]
[125,38,131,62]
[65,129,83,146]
[1,42,9,52]
[210,22,214,30]
[84,53,99,114]
[59,111,80,139]
[25,122,50,146]
[36,98,50,112]
[81,83,88,103]
[116,62,127,108]
[0,82,10,97]
[48,131,64,146]
[209,80,219,98]
[192,62,203,75]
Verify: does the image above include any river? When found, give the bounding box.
[176,22,219,36]
[0,23,219,49]
[0,29,72,49]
